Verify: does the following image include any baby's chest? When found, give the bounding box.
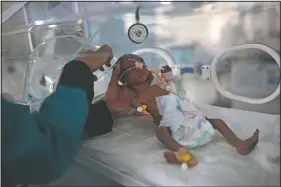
[138,90,156,105]
[118,89,136,102]
[138,90,162,123]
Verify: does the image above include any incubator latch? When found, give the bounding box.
[200,65,211,80]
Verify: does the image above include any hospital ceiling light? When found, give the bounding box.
[48,24,57,28]
[161,1,172,5]
[78,19,82,24]
[34,20,45,25]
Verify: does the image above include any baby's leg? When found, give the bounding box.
[156,127,198,167]
[207,118,259,155]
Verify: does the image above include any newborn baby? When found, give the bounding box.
[156,94,216,149]
[106,54,260,167]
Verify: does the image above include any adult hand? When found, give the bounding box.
[75,44,113,72]
[111,63,121,82]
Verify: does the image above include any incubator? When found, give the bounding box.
[2,2,280,186]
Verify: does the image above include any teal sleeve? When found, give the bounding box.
[2,86,88,185]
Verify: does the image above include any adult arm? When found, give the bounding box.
[105,64,137,117]
[2,60,94,185]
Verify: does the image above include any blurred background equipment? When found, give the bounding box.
[127,5,149,44]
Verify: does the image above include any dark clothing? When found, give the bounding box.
[2,60,113,186]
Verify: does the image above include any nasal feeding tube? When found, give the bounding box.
[113,60,184,100]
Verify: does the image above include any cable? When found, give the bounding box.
[130,47,185,99]
[97,47,175,79]
[135,5,140,23]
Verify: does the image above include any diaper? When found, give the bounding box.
[155,94,216,149]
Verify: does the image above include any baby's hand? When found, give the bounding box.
[164,148,198,168]
[130,108,149,117]
[139,112,153,121]
[176,147,198,168]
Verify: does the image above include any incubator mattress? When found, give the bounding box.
[76,104,280,186]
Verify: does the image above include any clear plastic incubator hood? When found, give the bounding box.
[2,1,280,114]
[2,2,281,187]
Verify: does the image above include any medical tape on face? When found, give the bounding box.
[116,58,184,99]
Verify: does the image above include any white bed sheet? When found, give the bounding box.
[76,104,280,186]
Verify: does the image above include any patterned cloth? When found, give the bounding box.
[155,94,216,149]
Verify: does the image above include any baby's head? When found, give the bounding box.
[116,54,153,86]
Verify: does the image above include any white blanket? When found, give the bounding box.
[78,104,280,186]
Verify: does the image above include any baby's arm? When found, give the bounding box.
[108,102,138,117]
[106,64,138,117]
[145,87,198,165]
[145,86,185,151]
[157,126,198,167]
[106,90,139,117]
[156,126,182,151]
[148,105,184,151]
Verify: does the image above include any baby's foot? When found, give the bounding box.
[236,129,259,155]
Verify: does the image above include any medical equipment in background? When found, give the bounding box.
[21,4,119,110]
[210,44,280,105]
[161,65,177,93]
[230,60,280,114]
[23,36,96,106]
[2,2,280,186]
[4,2,280,111]
[19,39,281,112]
[24,45,179,111]
[127,5,149,44]
[131,44,280,105]
[23,37,117,111]
[17,2,150,109]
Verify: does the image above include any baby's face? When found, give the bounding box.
[121,57,153,86]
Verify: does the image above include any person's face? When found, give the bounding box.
[121,59,153,85]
